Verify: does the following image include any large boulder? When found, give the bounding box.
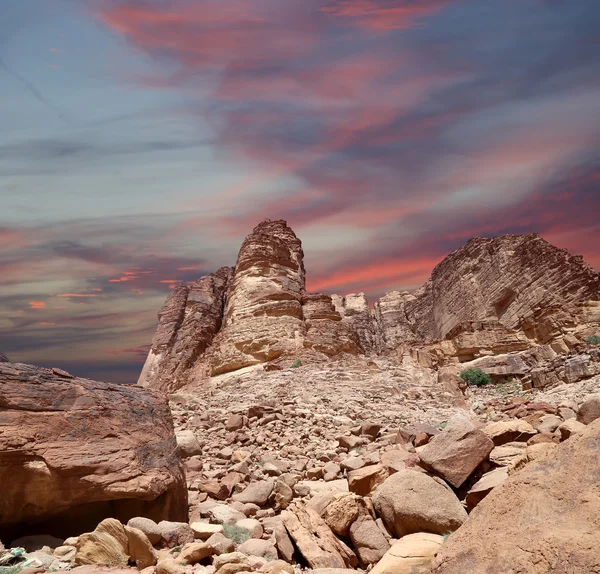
[0,361,187,540]
[432,418,600,574]
[577,394,600,425]
[372,470,467,538]
[419,416,494,487]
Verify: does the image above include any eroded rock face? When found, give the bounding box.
[139,267,233,392]
[0,362,187,540]
[403,234,599,343]
[140,224,600,389]
[431,418,600,574]
[207,221,307,375]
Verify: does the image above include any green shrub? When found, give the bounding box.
[586,335,600,346]
[222,524,252,545]
[460,367,491,386]
[291,359,302,368]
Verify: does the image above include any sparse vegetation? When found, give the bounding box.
[460,367,491,387]
[222,524,252,545]
[291,359,302,368]
[586,335,600,346]
[442,531,453,543]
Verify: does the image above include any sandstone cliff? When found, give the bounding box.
[139,222,600,392]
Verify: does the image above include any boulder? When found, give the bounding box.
[557,419,586,440]
[127,518,161,545]
[465,467,508,510]
[431,419,600,573]
[175,431,202,458]
[125,526,157,569]
[348,500,390,565]
[482,420,537,446]
[74,531,129,567]
[157,521,194,547]
[372,470,467,538]
[0,361,186,540]
[175,542,213,565]
[419,417,494,487]
[205,532,235,555]
[347,464,388,496]
[370,533,444,574]
[322,493,360,537]
[281,503,357,569]
[232,480,274,506]
[577,394,600,425]
[237,539,278,561]
[190,522,223,540]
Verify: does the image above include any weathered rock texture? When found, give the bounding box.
[0,362,187,539]
[431,418,600,574]
[140,222,600,391]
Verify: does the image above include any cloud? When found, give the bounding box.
[320,0,454,30]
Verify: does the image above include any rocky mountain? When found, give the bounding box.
[2,219,600,574]
[139,220,600,393]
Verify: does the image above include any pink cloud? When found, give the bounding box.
[320,0,454,30]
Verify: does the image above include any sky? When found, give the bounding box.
[1,0,599,383]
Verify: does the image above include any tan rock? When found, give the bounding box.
[322,493,360,537]
[190,522,224,540]
[74,532,129,567]
[127,518,161,545]
[372,470,467,538]
[205,532,235,555]
[557,418,586,440]
[370,533,444,574]
[419,418,494,487]
[577,394,600,424]
[431,419,600,574]
[237,539,278,561]
[465,467,508,510]
[347,464,388,496]
[348,502,390,565]
[156,558,186,574]
[175,542,213,565]
[380,449,411,473]
[281,502,357,569]
[482,419,537,446]
[175,431,202,458]
[488,443,528,468]
[125,526,157,569]
[232,480,274,506]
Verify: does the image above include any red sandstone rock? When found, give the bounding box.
[0,361,187,540]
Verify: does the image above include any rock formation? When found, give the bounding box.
[139,221,600,392]
[0,361,187,540]
[0,352,8,362]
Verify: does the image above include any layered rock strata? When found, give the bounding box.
[140,222,600,391]
[0,361,187,539]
